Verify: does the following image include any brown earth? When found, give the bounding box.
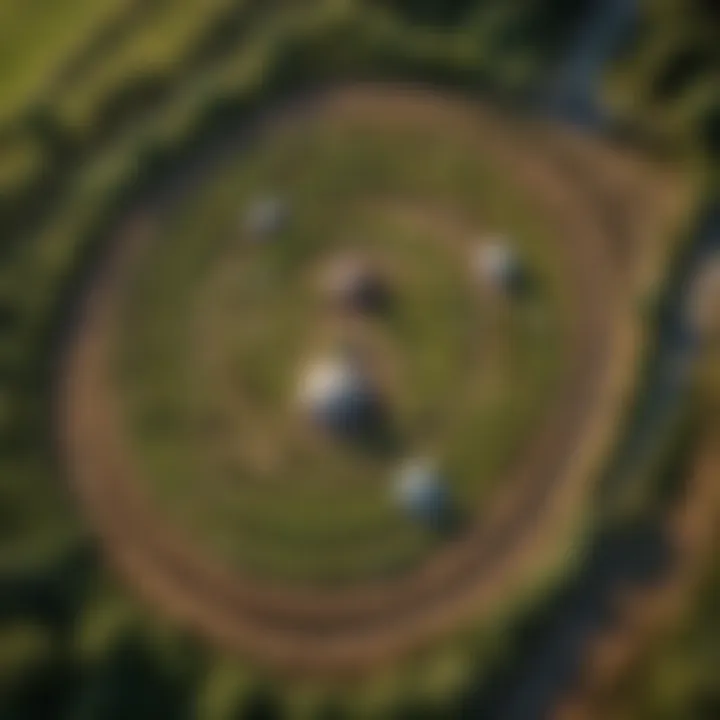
[554,427,720,720]
[56,84,687,675]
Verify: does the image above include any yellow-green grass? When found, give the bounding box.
[0,0,134,127]
[117,110,569,586]
[0,133,44,195]
[53,0,246,132]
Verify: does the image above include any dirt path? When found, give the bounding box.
[55,85,680,675]
[553,428,720,720]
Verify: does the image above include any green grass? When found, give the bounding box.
[52,0,244,131]
[117,108,568,585]
[0,0,135,127]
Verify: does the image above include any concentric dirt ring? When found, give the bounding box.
[57,85,640,675]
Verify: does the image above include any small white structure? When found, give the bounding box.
[297,352,378,433]
[472,237,521,292]
[393,457,450,524]
[243,195,288,240]
[687,252,720,339]
[321,253,387,313]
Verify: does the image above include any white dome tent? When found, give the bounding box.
[297,351,379,434]
[472,236,521,292]
[393,457,451,525]
[243,195,288,240]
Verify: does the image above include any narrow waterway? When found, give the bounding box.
[483,0,718,717]
[546,0,638,128]
[482,218,719,720]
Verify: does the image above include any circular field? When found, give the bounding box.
[116,93,567,586]
[58,85,636,674]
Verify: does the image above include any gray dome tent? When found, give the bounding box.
[243,195,288,240]
[472,237,522,292]
[392,457,450,525]
[322,254,388,313]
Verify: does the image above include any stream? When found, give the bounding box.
[482,1,719,717]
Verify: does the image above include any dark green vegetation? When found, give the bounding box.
[0,0,714,718]
[119,107,563,584]
[607,0,719,164]
[601,543,720,720]
[587,328,720,720]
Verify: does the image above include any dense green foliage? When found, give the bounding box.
[606,556,720,720]
[607,0,719,163]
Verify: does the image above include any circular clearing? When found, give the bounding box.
[116,98,567,586]
[58,85,635,674]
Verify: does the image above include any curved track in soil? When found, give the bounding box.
[56,85,640,675]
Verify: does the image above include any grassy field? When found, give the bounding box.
[0,0,134,127]
[117,108,566,584]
